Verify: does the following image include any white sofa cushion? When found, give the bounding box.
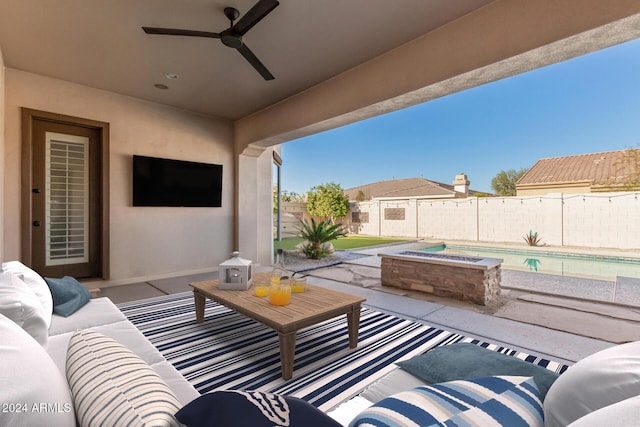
[49,326,199,407]
[48,319,167,377]
[46,297,200,407]
[544,341,640,427]
[327,396,374,426]
[0,313,75,427]
[151,361,201,406]
[2,261,53,328]
[48,297,126,336]
[566,395,640,427]
[359,367,428,403]
[66,329,182,427]
[0,272,49,346]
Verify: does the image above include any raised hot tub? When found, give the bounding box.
[379,250,503,306]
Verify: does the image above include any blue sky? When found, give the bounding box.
[281,38,640,195]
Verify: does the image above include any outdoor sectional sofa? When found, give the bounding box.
[328,340,640,426]
[1,261,199,426]
[2,259,639,426]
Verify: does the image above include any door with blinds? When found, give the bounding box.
[30,118,102,279]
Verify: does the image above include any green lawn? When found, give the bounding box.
[274,236,412,251]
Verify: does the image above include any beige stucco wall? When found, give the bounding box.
[4,69,234,284]
[350,192,640,250]
[0,47,5,266]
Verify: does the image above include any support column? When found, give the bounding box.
[236,146,274,267]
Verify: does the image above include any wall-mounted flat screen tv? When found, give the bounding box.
[133,155,223,207]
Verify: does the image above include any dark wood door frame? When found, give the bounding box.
[21,108,110,279]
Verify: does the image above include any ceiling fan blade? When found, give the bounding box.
[142,27,221,39]
[232,0,279,36]
[236,44,274,80]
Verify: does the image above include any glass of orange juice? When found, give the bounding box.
[269,282,291,306]
[291,277,306,293]
[254,283,269,297]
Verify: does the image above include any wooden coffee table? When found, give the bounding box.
[190,273,366,380]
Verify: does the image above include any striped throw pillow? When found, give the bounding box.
[349,376,543,427]
[65,329,182,427]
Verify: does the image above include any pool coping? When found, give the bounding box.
[444,243,640,264]
[422,239,640,261]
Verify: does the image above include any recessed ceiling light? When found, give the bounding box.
[154,83,169,90]
[165,73,179,79]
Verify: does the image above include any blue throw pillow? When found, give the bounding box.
[44,276,91,317]
[397,343,559,401]
[176,390,342,427]
[349,376,544,427]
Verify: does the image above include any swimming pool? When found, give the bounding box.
[422,244,640,281]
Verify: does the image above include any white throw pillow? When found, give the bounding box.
[567,395,640,427]
[0,272,49,346]
[0,313,75,427]
[544,341,640,427]
[2,261,53,327]
[66,329,182,427]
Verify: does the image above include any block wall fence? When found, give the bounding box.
[340,192,640,250]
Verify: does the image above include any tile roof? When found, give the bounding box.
[344,177,479,200]
[517,149,639,187]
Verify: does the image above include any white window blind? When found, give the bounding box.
[45,132,89,266]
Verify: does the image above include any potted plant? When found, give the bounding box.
[523,230,543,246]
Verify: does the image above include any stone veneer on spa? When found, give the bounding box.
[379,251,503,306]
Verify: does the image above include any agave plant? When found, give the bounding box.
[296,218,346,259]
[523,230,542,246]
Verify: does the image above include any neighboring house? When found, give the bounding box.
[516,149,640,196]
[344,174,483,201]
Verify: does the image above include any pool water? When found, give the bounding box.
[423,244,640,281]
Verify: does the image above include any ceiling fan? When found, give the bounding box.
[142,0,279,80]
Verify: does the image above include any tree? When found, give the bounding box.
[272,185,280,214]
[490,168,528,196]
[281,190,305,203]
[273,187,305,213]
[306,182,350,223]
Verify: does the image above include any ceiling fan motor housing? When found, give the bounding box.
[221,30,243,48]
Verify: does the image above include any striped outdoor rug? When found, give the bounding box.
[118,292,568,411]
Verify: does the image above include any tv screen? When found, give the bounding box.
[133,155,223,207]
